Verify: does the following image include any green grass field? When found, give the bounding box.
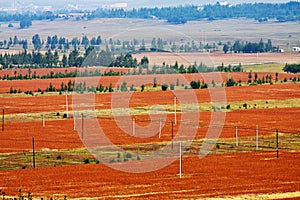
[243,63,285,73]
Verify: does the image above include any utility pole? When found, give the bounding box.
[276,129,279,158]
[81,113,84,139]
[179,142,182,178]
[171,121,174,150]
[235,126,238,147]
[256,125,258,151]
[174,97,177,125]
[65,90,68,118]
[2,108,4,133]
[32,137,35,168]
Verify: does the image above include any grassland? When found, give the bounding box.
[243,63,286,72]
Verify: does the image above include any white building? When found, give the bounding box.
[292,47,300,52]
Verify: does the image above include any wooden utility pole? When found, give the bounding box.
[81,113,84,139]
[174,97,177,125]
[256,125,259,151]
[276,129,279,158]
[235,126,238,147]
[32,137,35,168]
[171,121,174,150]
[2,108,4,133]
[179,142,182,178]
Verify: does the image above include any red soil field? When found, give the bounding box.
[0,72,297,94]
[0,120,82,153]
[0,151,299,199]
[0,77,299,199]
[1,107,299,153]
[1,83,300,115]
[0,67,130,78]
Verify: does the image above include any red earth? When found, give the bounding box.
[1,106,299,153]
[0,151,299,199]
[1,78,299,199]
[0,67,130,78]
[1,82,300,115]
[0,72,297,94]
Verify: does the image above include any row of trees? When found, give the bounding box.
[1,68,123,81]
[0,49,244,78]
[0,34,102,51]
[0,47,111,68]
[0,50,60,68]
[88,2,300,23]
[0,2,299,26]
[0,35,28,50]
[0,34,218,53]
[223,39,274,54]
[32,34,102,51]
[0,33,277,55]
[283,64,300,74]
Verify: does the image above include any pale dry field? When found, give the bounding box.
[133,52,300,66]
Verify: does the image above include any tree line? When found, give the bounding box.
[283,64,300,74]
[0,34,217,53]
[0,33,277,55]
[1,54,244,81]
[87,2,300,23]
[0,2,299,25]
[223,39,274,54]
[0,48,111,69]
[1,68,123,81]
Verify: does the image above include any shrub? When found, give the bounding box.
[190,80,200,89]
[56,155,62,160]
[201,82,208,89]
[170,84,175,90]
[121,81,128,92]
[130,84,135,91]
[125,153,132,159]
[226,78,235,87]
[153,77,157,87]
[211,80,216,87]
[24,90,33,95]
[176,79,179,86]
[226,104,231,109]
[161,84,168,91]
[141,84,145,92]
[83,158,90,164]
